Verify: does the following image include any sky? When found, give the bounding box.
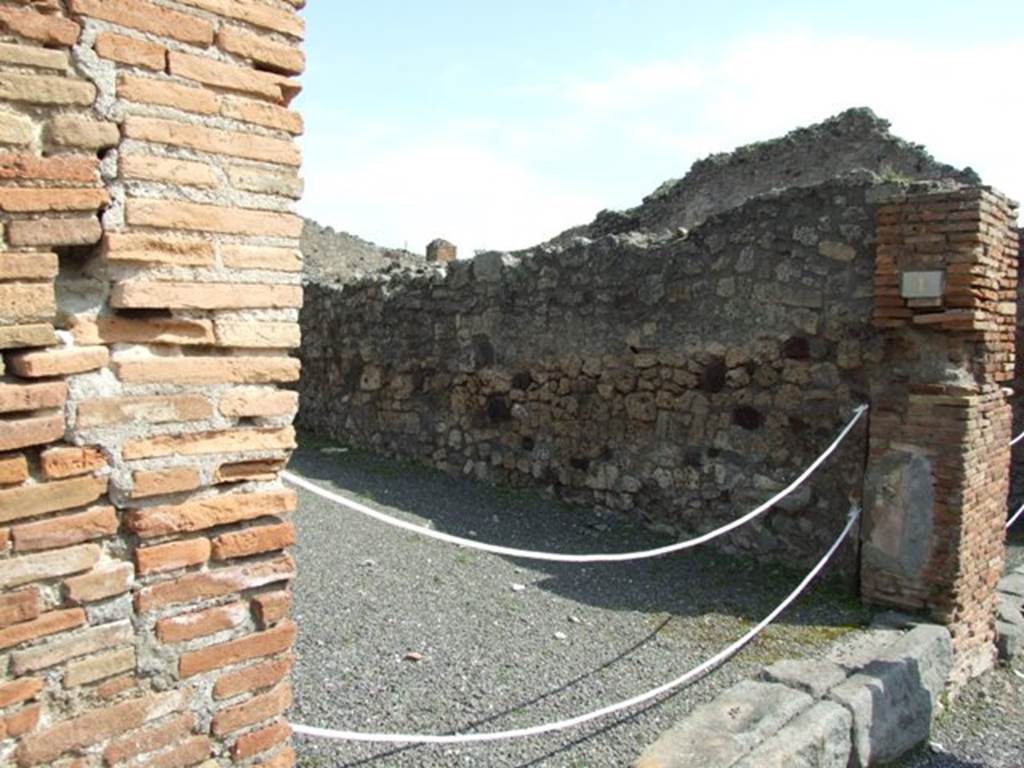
[296,2,1024,255]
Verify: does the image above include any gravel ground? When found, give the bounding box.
[288,432,870,768]
[897,528,1024,768]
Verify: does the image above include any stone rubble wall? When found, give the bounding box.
[300,178,890,566]
[1,1,304,766]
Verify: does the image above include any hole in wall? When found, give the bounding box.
[732,406,763,431]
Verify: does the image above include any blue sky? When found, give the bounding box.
[297,2,1024,254]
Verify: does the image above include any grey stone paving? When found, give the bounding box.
[289,433,1023,767]
[289,433,868,767]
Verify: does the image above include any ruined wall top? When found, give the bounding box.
[551,107,978,244]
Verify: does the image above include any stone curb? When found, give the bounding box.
[635,619,953,768]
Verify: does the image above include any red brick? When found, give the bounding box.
[128,490,297,538]
[102,231,215,267]
[221,244,302,272]
[211,682,291,736]
[102,710,193,765]
[0,323,58,350]
[69,0,213,45]
[0,252,59,280]
[0,72,95,105]
[218,388,298,418]
[0,588,42,628]
[0,608,85,650]
[142,735,212,768]
[0,153,98,183]
[96,673,138,700]
[135,554,295,613]
[76,393,213,428]
[0,187,108,212]
[167,49,286,101]
[216,458,287,484]
[113,355,300,385]
[63,646,135,687]
[180,621,295,678]
[0,475,107,525]
[254,746,297,768]
[6,345,108,377]
[253,590,292,627]
[220,96,302,134]
[0,39,67,70]
[135,537,211,575]
[233,719,291,760]
[72,315,215,347]
[156,601,247,643]
[0,453,29,485]
[0,677,44,709]
[212,522,295,561]
[11,619,132,675]
[14,688,190,766]
[110,280,302,310]
[0,381,67,413]
[215,321,300,349]
[94,30,165,69]
[39,446,107,479]
[65,561,134,603]
[121,154,218,188]
[47,115,119,151]
[124,114,301,165]
[6,217,102,247]
[12,505,117,552]
[117,73,219,115]
[0,544,101,591]
[132,467,203,499]
[0,6,80,45]
[0,412,64,453]
[218,25,304,74]
[214,653,293,700]
[126,198,303,236]
[0,282,55,321]
[122,427,297,460]
[176,0,304,37]
[0,703,41,739]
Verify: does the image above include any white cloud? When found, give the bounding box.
[565,29,1024,203]
[300,137,601,254]
[300,28,1023,257]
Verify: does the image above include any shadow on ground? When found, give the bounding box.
[290,430,864,630]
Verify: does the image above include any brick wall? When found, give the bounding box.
[1,2,304,766]
[863,187,1019,683]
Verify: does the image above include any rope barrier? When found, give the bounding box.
[1012,431,1024,448]
[291,506,860,745]
[1007,502,1024,531]
[283,404,867,564]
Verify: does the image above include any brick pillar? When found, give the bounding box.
[863,187,1019,682]
[1,2,304,766]
[426,237,457,262]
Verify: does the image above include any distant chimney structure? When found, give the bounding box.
[427,238,457,262]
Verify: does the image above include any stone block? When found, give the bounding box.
[635,680,812,767]
[996,620,1022,662]
[732,700,852,768]
[760,658,847,699]
[828,625,952,767]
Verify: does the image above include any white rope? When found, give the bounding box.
[1012,431,1024,448]
[1007,502,1024,530]
[283,404,867,564]
[292,506,860,744]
